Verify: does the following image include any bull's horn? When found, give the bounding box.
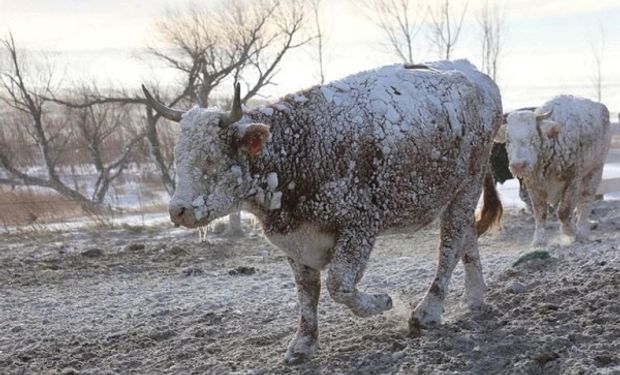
[535,109,553,121]
[141,85,184,123]
[220,83,243,127]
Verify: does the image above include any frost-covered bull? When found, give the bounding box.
[143,59,503,364]
[491,107,537,210]
[496,95,610,246]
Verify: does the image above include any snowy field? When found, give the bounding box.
[0,200,619,374]
[1,139,619,374]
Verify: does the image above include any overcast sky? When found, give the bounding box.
[1,0,619,112]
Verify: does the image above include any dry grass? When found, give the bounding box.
[0,188,85,227]
[0,173,171,231]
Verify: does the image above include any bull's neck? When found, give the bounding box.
[240,106,299,221]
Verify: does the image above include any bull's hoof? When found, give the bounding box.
[575,236,589,244]
[284,352,310,366]
[350,293,393,317]
[462,298,490,313]
[409,298,442,337]
[284,335,317,365]
[560,234,576,246]
[408,315,440,337]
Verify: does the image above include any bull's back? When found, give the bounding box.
[317,65,489,228]
[542,96,610,172]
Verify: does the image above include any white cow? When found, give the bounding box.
[497,95,610,246]
[144,60,503,363]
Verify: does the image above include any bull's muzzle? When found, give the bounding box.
[509,161,529,177]
[169,205,197,227]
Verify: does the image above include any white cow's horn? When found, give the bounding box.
[220,83,243,127]
[535,109,553,121]
[142,85,184,123]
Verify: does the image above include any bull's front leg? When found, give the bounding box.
[529,187,549,247]
[285,258,321,365]
[460,228,487,311]
[410,188,473,335]
[575,167,604,242]
[557,181,579,243]
[326,229,392,317]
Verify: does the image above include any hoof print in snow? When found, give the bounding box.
[407,318,425,338]
[533,351,559,365]
[182,267,203,277]
[593,354,618,368]
[125,243,146,251]
[506,280,527,294]
[60,368,80,375]
[170,246,188,256]
[81,248,104,258]
[229,266,257,276]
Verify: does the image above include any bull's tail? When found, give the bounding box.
[475,169,503,237]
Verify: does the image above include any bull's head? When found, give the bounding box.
[495,108,560,177]
[142,84,271,227]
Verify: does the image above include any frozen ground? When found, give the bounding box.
[0,200,619,375]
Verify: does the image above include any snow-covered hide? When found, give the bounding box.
[156,60,503,364]
[500,95,610,246]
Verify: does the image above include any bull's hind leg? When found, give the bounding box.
[575,165,604,242]
[410,183,480,334]
[327,228,392,317]
[558,181,579,242]
[285,258,321,365]
[460,228,487,310]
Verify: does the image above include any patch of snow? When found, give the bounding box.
[267,173,278,191]
[259,107,274,116]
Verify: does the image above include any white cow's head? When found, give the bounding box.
[143,84,271,228]
[495,109,560,177]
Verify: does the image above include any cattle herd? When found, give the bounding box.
[143,59,612,364]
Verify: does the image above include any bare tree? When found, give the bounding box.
[477,0,506,81]
[0,35,147,214]
[359,0,426,63]
[590,26,605,102]
[0,34,101,213]
[428,0,468,60]
[151,0,310,107]
[309,0,326,83]
[43,85,179,196]
[66,87,145,204]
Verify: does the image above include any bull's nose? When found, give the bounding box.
[169,206,185,220]
[169,205,195,226]
[510,161,528,175]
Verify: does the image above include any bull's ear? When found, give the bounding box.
[542,121,561,140]
[238,123,271,156]
[494,123,507,143]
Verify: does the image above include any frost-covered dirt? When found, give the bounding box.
[1,201,619,375]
